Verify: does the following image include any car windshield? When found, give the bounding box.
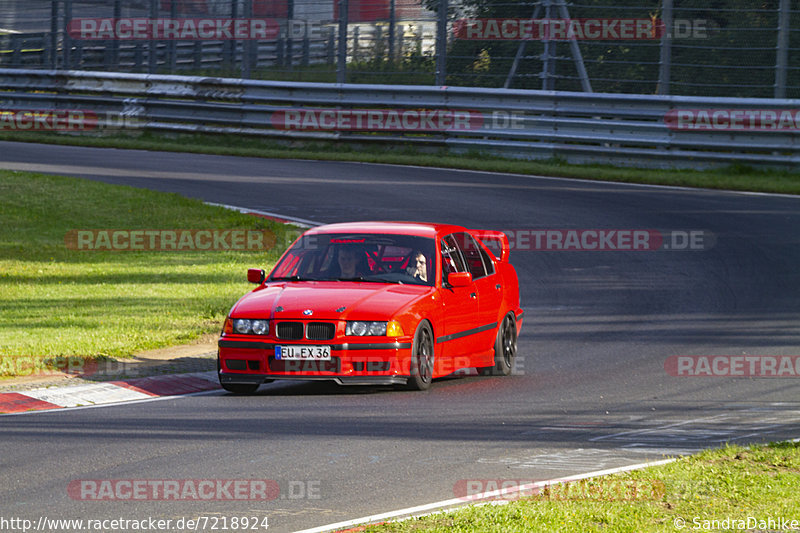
[269,233,437,286]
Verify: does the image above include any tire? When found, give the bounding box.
[479,313,517,377]
[405,321,434,391]
[220,382,260,394]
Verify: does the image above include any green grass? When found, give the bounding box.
[2,130,800,195]
[0,169,294,375]
[362,441,800,532]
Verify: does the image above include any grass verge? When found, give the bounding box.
[361,441,800,532]
[0,169,294,376]
[1,131,800,195]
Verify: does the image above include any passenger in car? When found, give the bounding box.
[334,247,368,279]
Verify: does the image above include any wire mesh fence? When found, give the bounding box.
[0,0,797,97]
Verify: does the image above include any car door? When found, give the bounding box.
[453,232,501,356]
[437,234,480,373]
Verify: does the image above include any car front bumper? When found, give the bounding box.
[218,338,413,386]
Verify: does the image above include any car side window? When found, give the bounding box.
[441,234,468,279]
[454,232,489,279]
[478,241,495,276]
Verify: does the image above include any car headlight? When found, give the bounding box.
[232,318,269,335]
[251,319,269,335]
[346,321,387,336]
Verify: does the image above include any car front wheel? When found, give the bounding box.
[405,321,434,391]
[220,382,260,394]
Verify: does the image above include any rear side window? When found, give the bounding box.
[453,232,492,279]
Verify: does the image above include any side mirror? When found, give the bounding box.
[247,268,265,284]
[447,272,472,287]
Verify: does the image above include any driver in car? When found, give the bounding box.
[406,251,428,282]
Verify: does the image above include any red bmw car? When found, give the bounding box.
[217,222,523,392]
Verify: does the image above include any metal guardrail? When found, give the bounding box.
[1,68,798,169]
[0,31,334,71]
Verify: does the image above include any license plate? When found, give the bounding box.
[275,345,331,361]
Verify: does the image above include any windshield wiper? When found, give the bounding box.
[365,275,405,284]
[271,275,316,281]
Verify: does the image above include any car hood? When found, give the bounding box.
[232,281,433,320]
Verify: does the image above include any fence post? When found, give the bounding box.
[286,0,294,70]
[541,0,555,90]
[774,0,790,98]
[388,0,396,63]
[242,0,253,78]
[112,0,121,68]
[337,0,348,83]
[168,0,177,73]
[352,25,360,63]
[657,0,673,95]
[226,0,238,69]
[435,0,447,86]
[50,0,59,68]
[148,0,158,73]
[63,0,72,68]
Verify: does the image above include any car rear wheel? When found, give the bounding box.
[405,321,434,391]
[479,313,517,376]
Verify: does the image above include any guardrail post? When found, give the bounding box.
[374,24,383,61]
[435,0,447,86]
[10,35,22,66]
[657,0,673,95]
[277,35,285,66]
[327,29,335,65]
[193,41,202,68]
[774,0,790,98]
[302,25,310,67]
[397,23,404,59]
[352,25,360,63]
[337,0,348,83]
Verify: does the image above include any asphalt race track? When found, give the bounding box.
[2,140,800,532]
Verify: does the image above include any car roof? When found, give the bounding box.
[303,221,466,239]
